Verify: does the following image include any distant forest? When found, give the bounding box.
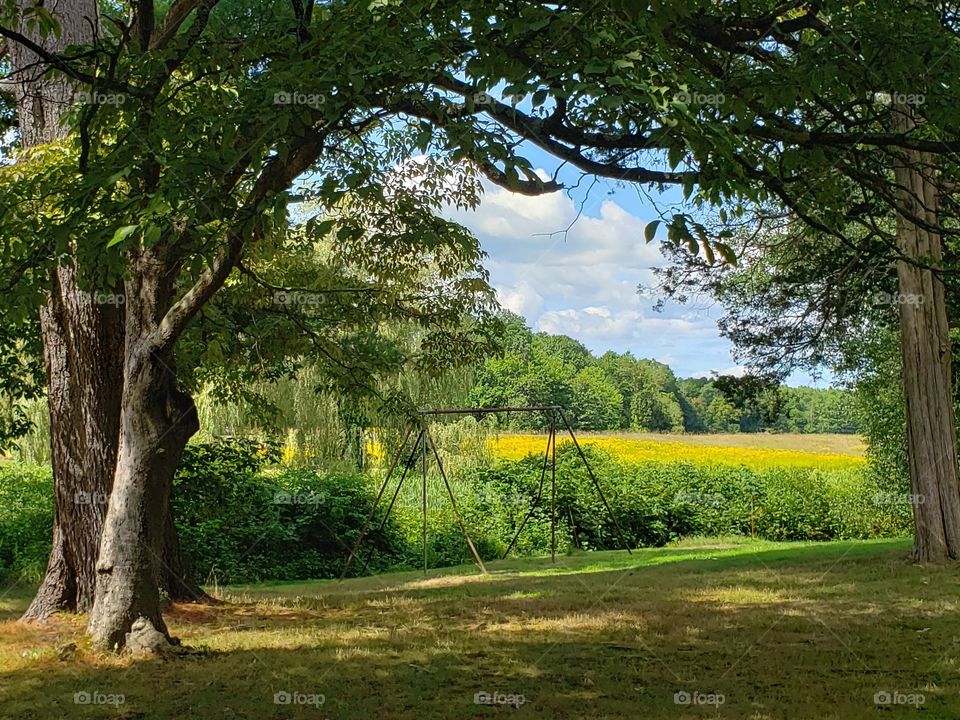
[469,313,859,434]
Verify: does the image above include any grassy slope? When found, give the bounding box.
[1,537,958,719]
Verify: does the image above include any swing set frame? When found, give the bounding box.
[339,406,632,579]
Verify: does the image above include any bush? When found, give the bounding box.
[174,439,406,583]
[456,446,910,552]
[0,463,53,583]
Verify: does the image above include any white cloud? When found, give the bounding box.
[446,178,741,377]
[535,306,720,367]
[495,280,544,318]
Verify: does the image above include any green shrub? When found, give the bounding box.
[452,447,909,552]
[173,439,405,583]
[0,463,53,583]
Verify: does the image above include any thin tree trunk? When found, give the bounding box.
[893,101,960,562]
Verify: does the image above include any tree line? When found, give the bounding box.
[469,314,858,434]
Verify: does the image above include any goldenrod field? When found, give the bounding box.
[490,433,866,472]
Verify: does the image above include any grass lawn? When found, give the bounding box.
[1,537,958,719]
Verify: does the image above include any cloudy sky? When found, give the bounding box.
[446,147,826,386]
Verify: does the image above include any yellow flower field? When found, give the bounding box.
[490,434,866,472]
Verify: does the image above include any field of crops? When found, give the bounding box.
[489,433,866,472]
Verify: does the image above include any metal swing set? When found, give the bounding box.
[339,405,632,579]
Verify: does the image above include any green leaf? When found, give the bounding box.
[143,225,162,246]
[107,225,139,248]
[703,240,716,265]
[715,241,738,266]
[668,145,684,169]
[309,218,335,238]
[644,220,660,243]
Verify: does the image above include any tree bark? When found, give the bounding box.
[11,0,119,621]
[892,102,960,562]
[23,268,124,618]
[88,252,199,651]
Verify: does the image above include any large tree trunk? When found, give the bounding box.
[893,102,960,562]
[23,269,124,618]
[11,0,119,621]
[88,253,199,651]
[12,0,204,622]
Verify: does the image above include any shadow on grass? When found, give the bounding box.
[3,538,958,719]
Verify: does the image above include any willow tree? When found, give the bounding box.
[4,0,960,653]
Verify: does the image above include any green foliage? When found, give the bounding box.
[458,447,908,552]
[0,463,52,583]
[470,314,859,433]
[172,439,404,583]
[0,438,908,584]
[570,366,622,430]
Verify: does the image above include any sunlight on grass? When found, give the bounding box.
[500,590,543,600]
[691,585,792,605]
[5,537,960,720]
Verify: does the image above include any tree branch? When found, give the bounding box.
[150,0,211,50]
[132,0,155,52]
[0,23,139,96]
[154,129,328,350]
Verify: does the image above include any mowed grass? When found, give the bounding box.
[491,433,866,471]
[2,537,959,719]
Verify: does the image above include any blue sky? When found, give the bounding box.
[446,145,828,387]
